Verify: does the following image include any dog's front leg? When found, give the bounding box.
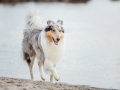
[44,59,60,81]
[50,74,55,84]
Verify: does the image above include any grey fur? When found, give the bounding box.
[57,20,63,25]
[47,20,54,25]
[22,29,45,64]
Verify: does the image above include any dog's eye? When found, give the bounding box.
[59,30,61,32]
[53,30,55,32]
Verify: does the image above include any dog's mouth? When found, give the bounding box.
[52,37,58,45]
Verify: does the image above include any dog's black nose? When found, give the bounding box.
[57,38,60,41]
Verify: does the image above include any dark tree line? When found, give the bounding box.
[0,0,89,4]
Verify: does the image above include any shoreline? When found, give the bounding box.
[0,77,116,90]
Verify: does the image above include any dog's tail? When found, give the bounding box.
[26,9,43,30]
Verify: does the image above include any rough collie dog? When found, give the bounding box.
[22,10,65,84]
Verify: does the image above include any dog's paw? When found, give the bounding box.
[41,76,45,81]
[50,80,56,84]
[54,76,60,81]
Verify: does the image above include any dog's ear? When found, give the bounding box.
[57,20,63,25]
[47,20,54,25]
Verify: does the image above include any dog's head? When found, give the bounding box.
[45,20,64,45]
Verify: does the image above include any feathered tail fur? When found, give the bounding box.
[26,9,43,30]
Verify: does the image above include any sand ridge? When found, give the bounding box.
[0,77,115,90]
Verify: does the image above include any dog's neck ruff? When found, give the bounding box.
[40,31,64,65]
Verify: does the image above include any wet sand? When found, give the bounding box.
[0,77,115,90]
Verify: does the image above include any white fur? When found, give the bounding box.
[26,9,43,30]
[41,31,64,73]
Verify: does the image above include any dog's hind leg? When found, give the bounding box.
[38,59,45,81]
[32,43,46,81]
[28,55,35,81]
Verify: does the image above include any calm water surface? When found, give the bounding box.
[0,0,120,89]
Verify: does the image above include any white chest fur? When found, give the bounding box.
[41,31,64,65]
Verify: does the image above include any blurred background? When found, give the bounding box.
[0,0,120,3]
[0,0,120,89]
[0,0,88,3]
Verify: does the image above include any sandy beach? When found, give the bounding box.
[0,77,115,90]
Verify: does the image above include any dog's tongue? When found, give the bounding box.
[55,41,58,45]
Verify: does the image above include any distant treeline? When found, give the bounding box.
[0,0,89,3]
